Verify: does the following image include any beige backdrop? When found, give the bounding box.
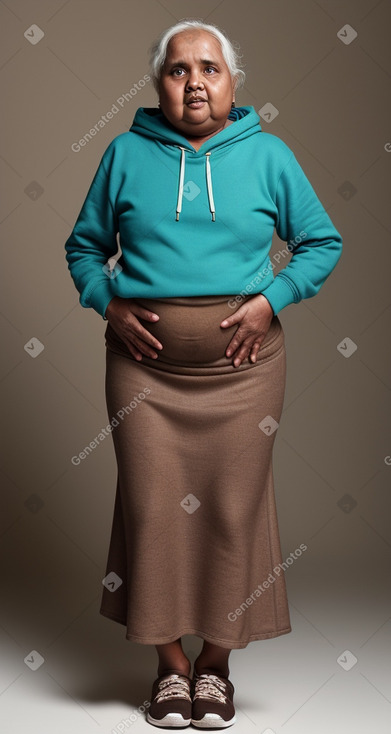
[1,1,390,733]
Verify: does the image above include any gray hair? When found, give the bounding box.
[149,19,246,92]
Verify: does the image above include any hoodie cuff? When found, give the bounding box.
[261,275,298,316]
[86,280,116,320]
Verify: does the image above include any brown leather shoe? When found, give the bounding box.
[147,671,192,728]
[191,669,236,728]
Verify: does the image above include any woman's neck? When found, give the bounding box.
[184,119,233,151]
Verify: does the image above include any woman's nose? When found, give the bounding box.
[186,70,204,90]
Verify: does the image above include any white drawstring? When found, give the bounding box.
[176,147,186,221]
[175,147,216,222]
[205,152,215,222]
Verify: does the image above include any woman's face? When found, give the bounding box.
[158,30,236,141]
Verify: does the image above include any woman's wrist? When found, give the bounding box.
[105,296,121,318]
[252,293,274,316]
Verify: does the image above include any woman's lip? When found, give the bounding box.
[186,100,207,108]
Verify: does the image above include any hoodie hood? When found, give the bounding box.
[129,106,262,220]
[130,105,262,152]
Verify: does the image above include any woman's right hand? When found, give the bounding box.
[105,297,163,361]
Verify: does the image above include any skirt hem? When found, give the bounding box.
[99,607,292,649]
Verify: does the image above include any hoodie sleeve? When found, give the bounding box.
[260,152,343,316]
[64,145,119,319]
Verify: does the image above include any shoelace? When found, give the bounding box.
[193,673,227,704]
[155,673,192,703]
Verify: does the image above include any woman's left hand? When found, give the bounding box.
[220,294,274,367]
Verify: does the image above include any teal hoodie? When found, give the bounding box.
[65,105,343,319]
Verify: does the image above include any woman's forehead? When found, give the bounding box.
[166,30,223,60]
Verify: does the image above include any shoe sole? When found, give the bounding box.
[191,713,236,728]
[147,711,191,727]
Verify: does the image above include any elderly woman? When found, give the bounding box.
[65,18,342,730]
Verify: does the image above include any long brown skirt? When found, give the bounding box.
[99,295,292,649]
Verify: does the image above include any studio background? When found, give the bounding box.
[0,1,390,732]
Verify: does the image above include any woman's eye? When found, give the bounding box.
[170,67,216,76]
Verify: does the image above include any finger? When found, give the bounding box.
[227,321,270,358]
[228,336,254,367]
[124,340,143,361]
[236,337,265,366]
[232,341,253,367]
[132,303,160,322]
[127,333,160,359]
[249,340,263,364]
[124,317,163,351]
[225,326,249,357]
[135,325,163,351]
[220,303,248,328]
